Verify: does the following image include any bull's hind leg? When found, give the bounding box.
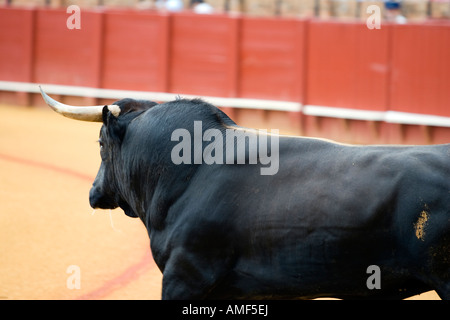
[421,261,450,300]
[433,281,450,300]
[437,286,450,300]
[429,239,450,300]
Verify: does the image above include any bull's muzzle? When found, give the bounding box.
[89,186,118,210]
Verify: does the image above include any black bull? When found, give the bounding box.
[43,93,450,299]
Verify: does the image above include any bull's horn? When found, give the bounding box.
[39,86,121,122]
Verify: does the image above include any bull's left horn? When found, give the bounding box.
[39,86,120,122]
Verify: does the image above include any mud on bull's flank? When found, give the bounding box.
[171,121,279,176]
[414,210,429,242]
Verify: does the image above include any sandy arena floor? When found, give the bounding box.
[0,104,440,300]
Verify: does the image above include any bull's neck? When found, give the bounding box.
[119,148,198,232]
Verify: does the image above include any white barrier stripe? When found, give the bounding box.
[304,105,450,127]
[302,105,386,121]
[1,81,450,127]
[385,111,450,128]
[0,81,301,112]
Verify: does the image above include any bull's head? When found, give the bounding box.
[40,87,154,218]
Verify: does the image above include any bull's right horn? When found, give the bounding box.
[39,86,121,122]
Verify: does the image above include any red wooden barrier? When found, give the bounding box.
[306,20,390,111]
[390,23,450,117]
[0,8,448,145]
[0,7,34,82]
[239,17,305,102]
[101,10,169,92]
[168,13,239,97]
[33,8,103,87]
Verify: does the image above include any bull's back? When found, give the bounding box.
[214,140,450,298]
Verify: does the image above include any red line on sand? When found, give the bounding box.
[0,153,94,182]
[76,252,155,300]
[0,152,158,299]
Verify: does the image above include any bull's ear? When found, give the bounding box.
[102,106,126,144]
[102,105,109,124]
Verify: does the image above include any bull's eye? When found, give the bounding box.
[98,139,104,149]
